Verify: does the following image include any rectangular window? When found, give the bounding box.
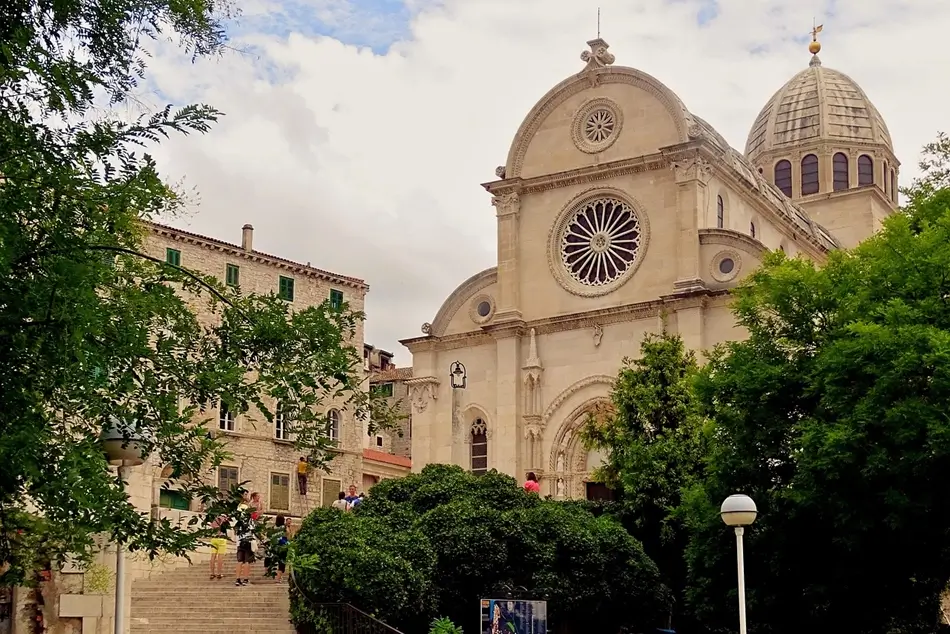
[270,473,290,511]
[321,478,341,508]
[218,402,234,431]
[218,466,239,493]
[373,383,394,398]
[329,289,344,310]
[226,263,240,287]
[159,489,191,511]
[278,275,295,301]
[471,431,488,476]
[165,248,181,267]
[274,402,291,441]
[375,435,384,448]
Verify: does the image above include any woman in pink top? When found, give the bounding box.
[523,472,540,494]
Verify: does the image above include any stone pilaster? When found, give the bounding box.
[670,156,709,294]
[492,192,522,323]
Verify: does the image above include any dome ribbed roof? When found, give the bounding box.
[744,56,892,162]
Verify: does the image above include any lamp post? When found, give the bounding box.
[449,362,466,465]
[101,417,150,634]
[720,493,757,634]
[449,361,467,390]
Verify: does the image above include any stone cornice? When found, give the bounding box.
[698,228,769,258]
[798,181,897,210]
[686,144,833,259]
[401,290,731,353]
[482,152,670,196]
[754,140,901,169]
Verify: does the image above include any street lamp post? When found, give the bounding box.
[101,417,150,634]
[449,362,467,465]
[720,493,758,634]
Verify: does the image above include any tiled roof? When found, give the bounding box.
[370,367,413,382]
[147,221,368,291]
[362,449,411,469]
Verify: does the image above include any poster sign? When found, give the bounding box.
[480,598,548,634]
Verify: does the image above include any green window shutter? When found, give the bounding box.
[226,263,240,287]
[165,248,181,267]
[329,289,344,310]
[159,490,190,511]
[278,276,295,301]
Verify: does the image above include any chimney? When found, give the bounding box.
[241,224,253,251]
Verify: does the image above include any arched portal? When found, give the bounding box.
[547,398,612,499]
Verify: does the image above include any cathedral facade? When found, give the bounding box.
[400,36,899,498]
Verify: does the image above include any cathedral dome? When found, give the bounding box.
[744,55,893,164]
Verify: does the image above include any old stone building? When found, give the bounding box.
[361,344,413,489]
[143,221,372,516]
[401,36,899,499]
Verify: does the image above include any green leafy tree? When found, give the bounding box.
[294,464,670,634]
[682,135,950,633]
[0,0,398,584]
[581,330,706,630]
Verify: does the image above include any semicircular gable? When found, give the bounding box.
[504,66,693,180]
[429,267,497,337]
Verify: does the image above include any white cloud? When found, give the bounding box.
[140,0,950,359]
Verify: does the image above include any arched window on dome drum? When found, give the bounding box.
[833,153,850,191]
[750,222,756,239]
[470,419,487,476]
[774,160,792,197]
[858,155,874,186]
[801,154,819,195]
[716,195,724,228]
[891,170,898,202]
[884,161,890,197]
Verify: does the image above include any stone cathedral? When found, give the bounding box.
[400,35,900,499]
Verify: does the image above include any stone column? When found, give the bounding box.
[491,192,522,322]
[671,155,710,293]
[492,327,522,477]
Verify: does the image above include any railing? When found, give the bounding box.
[289,570,405,634]
[293,603,406,634]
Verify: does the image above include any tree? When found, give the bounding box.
[292,465,670,634]
[581,330,707,631]
[0,0,398,584]
[682,135,950,633]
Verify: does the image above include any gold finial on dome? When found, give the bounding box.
[809,21,823,55]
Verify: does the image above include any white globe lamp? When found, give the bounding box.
[720,493,758,527]
[721,493,757,634]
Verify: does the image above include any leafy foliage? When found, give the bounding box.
[0,0,399,584]
[292,464,670,634]
[429,617,464,634]
[680,136,950,633]
[580,330,707,630]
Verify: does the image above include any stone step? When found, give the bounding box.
[133,580,285,590]
[131,617,296,627]
[129,623,297,634]
[132,605,290,622]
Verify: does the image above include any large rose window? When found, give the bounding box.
[559,197,641,287]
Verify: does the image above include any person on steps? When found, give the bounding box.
[331,490,348,511]
[209,513,228,580]
[234,502,256,586]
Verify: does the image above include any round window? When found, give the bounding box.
[476,301,491,318]
[718,258,735,275]
[560,197,642,287]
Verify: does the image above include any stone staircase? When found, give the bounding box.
[129,552,294,633]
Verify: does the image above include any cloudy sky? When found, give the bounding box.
[143,0,950,361]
